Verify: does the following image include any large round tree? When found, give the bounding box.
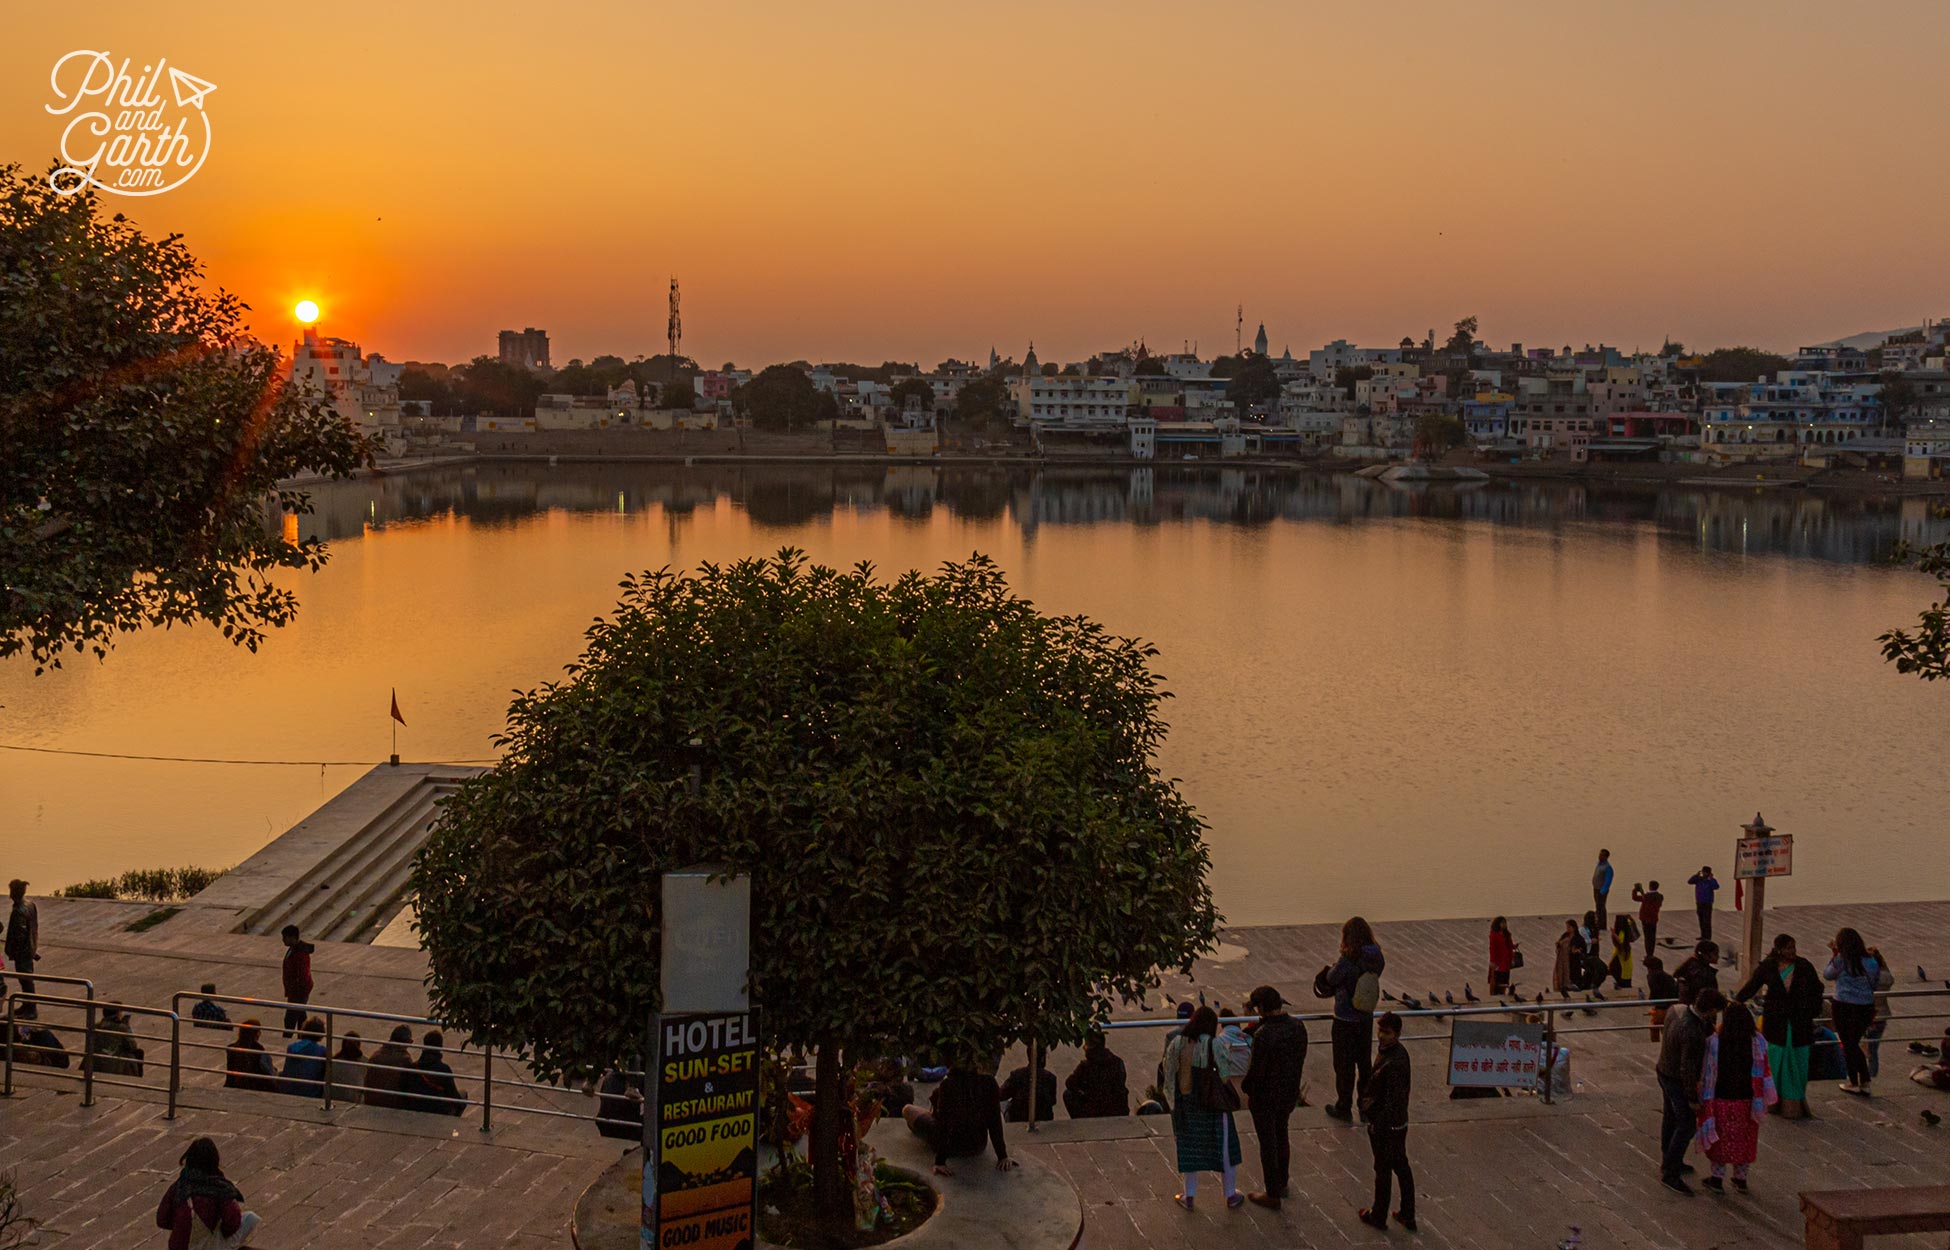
[414,550,1218,1215]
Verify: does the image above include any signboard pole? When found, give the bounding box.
[1734,813,1786,981]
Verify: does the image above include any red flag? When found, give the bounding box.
[390,689,406,727]
[1734,878,1743,912]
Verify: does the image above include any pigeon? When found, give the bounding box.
[1399,996,1423,1012]
[1430,989,1442,1003]
[1922,1109,1942,1127]
[1198,990,1206,1005]
[1581,1004,1597,1017]
[1919,965,1929,982]
[1558,1228,1583,1250]
[1382,989,1397,1003]
[1536,992,1546,1004]
[1165,992,1176,1005]
[1464,984,1479,1003]
[1558,990,1570,1001]
[1592,989,1607,1001]
[1444,992,1456,1006]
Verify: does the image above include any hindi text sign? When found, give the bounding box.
[1447,1019,1545,1089]
[1735,834,1793,880]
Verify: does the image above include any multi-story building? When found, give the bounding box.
[288,329,401,436]
[1016,375,1138,428]
[1792,344,1869,373]
[1699,372,1883,454]
[1512,374,1594,458]
[497,327,551,371]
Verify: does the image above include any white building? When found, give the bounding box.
[1016,375,1137,428]
[288,330,401,436]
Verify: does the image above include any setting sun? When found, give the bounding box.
[294,299,319,325]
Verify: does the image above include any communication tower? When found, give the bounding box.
[667,277,682,381]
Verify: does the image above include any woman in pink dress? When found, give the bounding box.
[1695,1002,1776,1193]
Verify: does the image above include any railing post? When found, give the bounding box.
[481,1045,493,1134]
[167,1014,180,1120]
[82,999,97,1108]
[323,1012,335,1112]
[1025,1040,1038,1134]
[4,994,15,1097]
[1541,1006,1557,1107]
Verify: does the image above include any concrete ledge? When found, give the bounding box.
[573,1119,1083,1250]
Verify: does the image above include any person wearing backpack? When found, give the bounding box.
[1314,916,1385,1123]
[1165,1006,1245,1211]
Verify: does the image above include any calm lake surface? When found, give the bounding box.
[4,463,1946,926]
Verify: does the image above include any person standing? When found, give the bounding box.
[5,880,38,1012]
[1553,920,1584,994]
[1696,1002,1776,1193]
[1314,917,1385,1122]
[1487,917,1517,996]
[1632,880,1664,960]
[1687,868,1720,942]
[1592,849,1614,935]
[1241,986,1307,1211]
[154,1137,260,1250]
[1610,914,1639,989]
[1676,941,1723,1005]
[1733,934,1821,1120]
[1356,1012,1415,1232]
[1655,987,1721,1194]
[279,925,314,1038]
[1166,1006,1245,1211]
[1823,927,1881,1097]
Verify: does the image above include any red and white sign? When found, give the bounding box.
[1736,835,1793,880]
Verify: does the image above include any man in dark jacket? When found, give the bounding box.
[1314,927,1385,1122]
[1356,1012,1414,1232]
[1654,988,1722,1193]
[1674,941,1721,1004]
[902,1065,1017,1175]
[998,1053,1056,1123]
[5,879,38,1012]
[410,1030,466,1115]
[1062,1030,1129,1119]
[1241,985,1307,1210]
[279,925,314,1038]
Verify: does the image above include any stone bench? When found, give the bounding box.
[1801,1185,1950,1250]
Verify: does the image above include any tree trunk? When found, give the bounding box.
[810,1039,849,1222]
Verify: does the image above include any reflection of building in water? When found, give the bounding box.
[287,463,1950,566]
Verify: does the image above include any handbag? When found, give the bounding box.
[1193,1039,1241,1114]
[1511,948,1525,970]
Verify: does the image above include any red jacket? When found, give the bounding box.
[1488,929,1514,973]
[283,941,314,1001]
[155,1189,242,1250]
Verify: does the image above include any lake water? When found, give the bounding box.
[3,463,1946,926]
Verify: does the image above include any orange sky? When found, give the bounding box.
[5,1,1947,367]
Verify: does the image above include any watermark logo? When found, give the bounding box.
[45,51,216,197]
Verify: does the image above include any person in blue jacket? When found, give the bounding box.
[1592,849,1614,935]
[1687,867,1720,942]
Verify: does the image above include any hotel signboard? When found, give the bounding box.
[645,1011,760,1250]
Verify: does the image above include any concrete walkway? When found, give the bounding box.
[8,896,1949,1249]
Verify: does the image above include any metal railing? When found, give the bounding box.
[5,993,180,1116]
[161,991,630,1136]
[1093,987,1950,1112]
[0,970,96,1001]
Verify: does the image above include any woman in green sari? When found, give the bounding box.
[1733,933,1824,1119]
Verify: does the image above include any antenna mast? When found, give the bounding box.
[667,277,682,382]
[1236,305,1243,355]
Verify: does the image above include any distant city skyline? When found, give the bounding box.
[5,1,1947,366]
